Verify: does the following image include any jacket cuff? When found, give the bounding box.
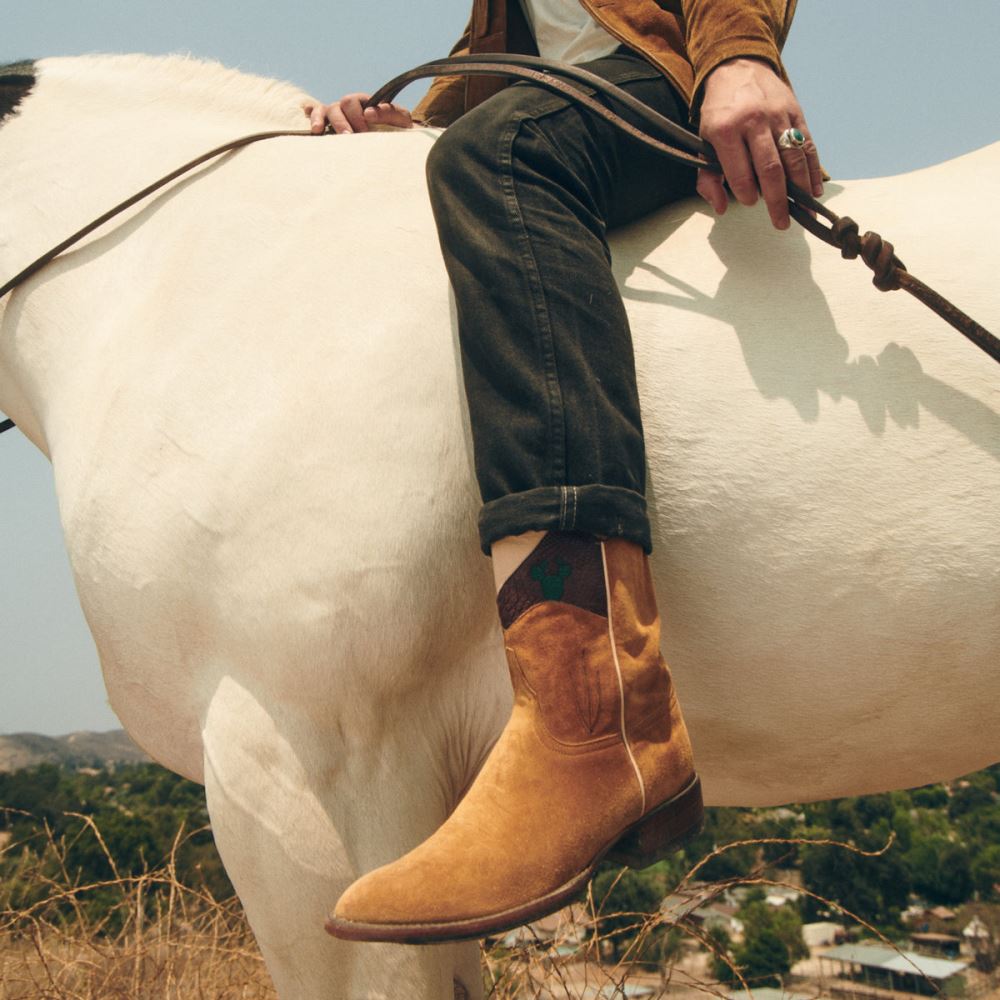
[691,40,785,108]
[683,1,786,116]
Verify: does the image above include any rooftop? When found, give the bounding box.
[821,943,969,981]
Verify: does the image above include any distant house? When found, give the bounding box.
[659,882,718,916]
[661,886,744,939]
[696,901,744,938]
[818,942,969,997]
[802,922,846,948]
[908,932,962,960]
[765,888,802,909]
[902,905,928,930]
[903,904,957,934]
[963,915,996,971]
[963,915,991,948]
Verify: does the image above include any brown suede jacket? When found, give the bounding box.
[412,0,798,126]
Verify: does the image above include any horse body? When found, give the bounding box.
[1,55,998,999]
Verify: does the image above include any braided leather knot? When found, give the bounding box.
[831,216,902,292]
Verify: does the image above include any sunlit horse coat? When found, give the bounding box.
[1,54,998,1000]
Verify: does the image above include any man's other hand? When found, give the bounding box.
[304,94,414,135]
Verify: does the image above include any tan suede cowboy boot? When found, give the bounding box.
[326,535,702,944]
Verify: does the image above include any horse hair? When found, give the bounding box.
[0,60,36,126]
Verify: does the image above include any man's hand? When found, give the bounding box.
[697,58,823,230]
[304,94,414,135]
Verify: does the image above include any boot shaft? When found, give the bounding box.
[500,535,694,811]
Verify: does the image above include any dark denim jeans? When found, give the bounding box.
[425,51,697,554]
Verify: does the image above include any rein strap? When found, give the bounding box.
[1,54,996,436]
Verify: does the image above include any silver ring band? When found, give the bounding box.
[777,127,806,150]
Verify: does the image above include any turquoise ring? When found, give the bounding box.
[777,127,807,150]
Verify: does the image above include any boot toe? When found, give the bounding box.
[327,852,475,941]
[328,862,428,928]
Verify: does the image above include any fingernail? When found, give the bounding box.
[814,182,824,196]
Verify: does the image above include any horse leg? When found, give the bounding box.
[200,675,482,1000]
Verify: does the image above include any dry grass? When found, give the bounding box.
[0,816,275,1000]
[0,814,908,1000]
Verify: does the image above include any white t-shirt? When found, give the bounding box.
[519,0,620,65]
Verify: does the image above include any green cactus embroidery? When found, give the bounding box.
[530,558,573,600]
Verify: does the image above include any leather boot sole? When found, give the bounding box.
[324,773,703,945]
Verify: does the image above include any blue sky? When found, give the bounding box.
[2,1,999,735]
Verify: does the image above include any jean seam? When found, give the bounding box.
[498,113,567,487]
[555,484,581,532]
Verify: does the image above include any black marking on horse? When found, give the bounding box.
[0,60,37,127]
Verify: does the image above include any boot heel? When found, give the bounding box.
[607,774,704,869]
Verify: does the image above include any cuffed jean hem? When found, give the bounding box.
[478,484,652,555]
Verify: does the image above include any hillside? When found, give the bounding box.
[0,729,150,772]
[2,737,1000,935]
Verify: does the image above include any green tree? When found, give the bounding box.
[661,925,686,958]
[708,903,797,989]
[972,844,1000,899]
[591,865,661,961]
[912,785,948,809]
[681,807,757,880]
[707,925,738,984]
[800,833,908,928]
[856,794,894,829]
[0,761,233,929]
[959,804,1000,849]
[905,835,973,905]
[890,806,914,852]
[756,812,800,868]
[738,925,790,988]
[738,894,808,964]
[950,782,995,820]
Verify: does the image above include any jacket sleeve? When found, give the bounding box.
[679,0,794,105]
[411,19,472,128]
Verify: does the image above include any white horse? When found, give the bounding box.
[1,54,997,1000]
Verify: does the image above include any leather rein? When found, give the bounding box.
[1,53,997,437]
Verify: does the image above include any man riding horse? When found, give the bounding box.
[307,0,823,944]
